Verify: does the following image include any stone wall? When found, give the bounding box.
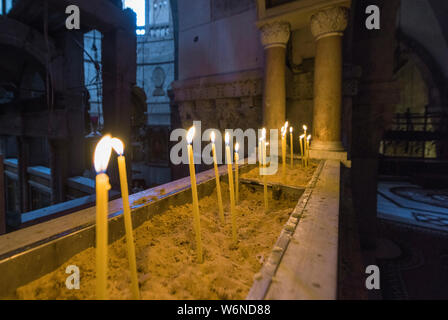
[172,69,263,132]
[286,56,314,150]
[176,1,263,80]
[172,0,264,134]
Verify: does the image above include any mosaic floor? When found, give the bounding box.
[377,181,448,232]
[377,220,448,300]
[377,180,448,299]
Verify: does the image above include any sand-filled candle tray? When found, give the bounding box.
[240,160,319,189]
[0,162,318,300]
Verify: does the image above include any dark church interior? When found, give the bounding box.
[0,0,447,301]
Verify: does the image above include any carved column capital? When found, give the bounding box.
[259,21,291,49]
[310,6,349,41]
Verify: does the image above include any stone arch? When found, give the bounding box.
[395,31,446,113]
[0,16,55,102]
[0,16,55,68]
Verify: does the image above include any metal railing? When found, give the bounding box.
[391,107,447,133]
[381,107,448,159]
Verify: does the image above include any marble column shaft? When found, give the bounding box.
[310,6,349,151]
[259,21,290,132]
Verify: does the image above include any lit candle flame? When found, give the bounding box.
[303,125,307,131]
[235,142,239,152]
[285,121,289,130]
[111,137,124,156]
[225,132,230,145]
[210,131,215,143]
[94,135,112,173]
[290,127,293,133]
[187,126,195,144]
[307,135,311,141]
[281,126,286,137]
[300,134,305,139]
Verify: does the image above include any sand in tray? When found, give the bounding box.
[241,159,318,188]
[15,182,299,300]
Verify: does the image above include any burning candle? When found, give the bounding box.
[234,142,240,205]
[262,140,269,212]
[281,125,285,165]
[94,135,113,300]
[303,124,308,167]
[281,122,288,183]
[306,135,312,167]
[258,134,262,171]
[225,132,237,243]
[290,127,293,168]
[259,128,266,176]
[299,134,305,167]
[187,126,203,263]
[111,138,140,300]
[258,137,262,175]
[211,132,225,223]
[302,125,308,166]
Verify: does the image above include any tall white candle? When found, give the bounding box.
[211,132,225,223]
[111,138,140,300]
[93,135,113,300]
[225,132,237,243]
[290,126,293,168]
[234,142,240,205]
[187,126,203,263]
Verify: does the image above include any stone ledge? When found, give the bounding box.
[267,160,341,299]
[310,149,347,160]
[247,159,341,300]
[246,160,326,299]
[308,149,351,167]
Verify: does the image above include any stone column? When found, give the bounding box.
[351,0,401,251]
[310,7,349,152]
[259,21,290,132]
[62,31,84,177]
